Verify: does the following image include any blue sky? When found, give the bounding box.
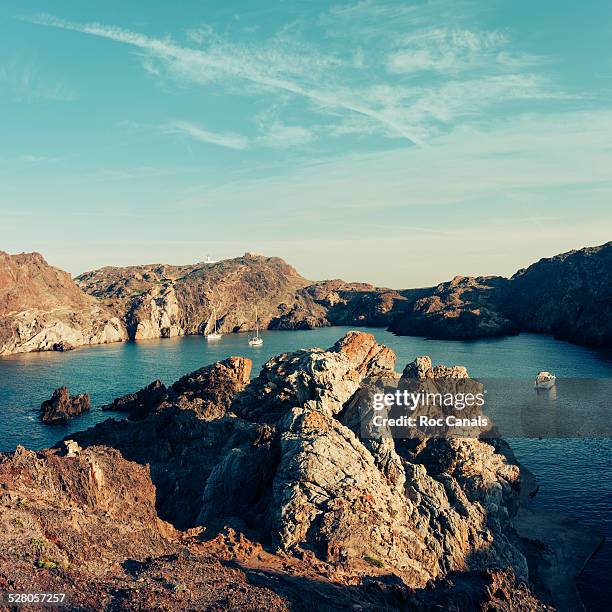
[1,0,611,286]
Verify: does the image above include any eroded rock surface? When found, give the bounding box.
[0,332,591,609]
[76,252,311,341]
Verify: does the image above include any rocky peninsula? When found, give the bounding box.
[0,242,609,356]
[0,332,599,610]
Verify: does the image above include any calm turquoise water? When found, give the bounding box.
[0,327,610,609]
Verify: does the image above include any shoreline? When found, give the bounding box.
[3,324,611,361]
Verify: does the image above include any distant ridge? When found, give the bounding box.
[0,242,610,355]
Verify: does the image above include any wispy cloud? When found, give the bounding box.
[257,122,315,148]
[24,13,425,145]
[0,56,77,102]
[163,119,249,150]
[175,109,612,215]
[387,28,507,74]
[23,8,570,148]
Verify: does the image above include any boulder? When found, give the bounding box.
[39,387,91,424]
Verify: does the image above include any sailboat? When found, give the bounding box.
[248,307,263,346]
[205,307,222,340]
[534,370,555,390]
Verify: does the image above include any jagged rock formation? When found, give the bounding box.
[39,387,91,424]
[1,331,584,609]
[0,251,126,355]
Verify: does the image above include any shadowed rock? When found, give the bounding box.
[39,387,91,424]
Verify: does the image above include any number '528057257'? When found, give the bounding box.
[2,592,67,605]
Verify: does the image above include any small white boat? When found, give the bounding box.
[248,307,263,347]
[534,371,556,390]
[205,308,222,340]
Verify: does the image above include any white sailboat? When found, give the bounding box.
[205,308,222,340]
[534,371,556,390]
[248,307,263,346]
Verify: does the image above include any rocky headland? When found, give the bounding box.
[0,332,598,610]
[388,242,612,346]
[0,242,609,356]
[0,251,126,355]
[75,252,311,340]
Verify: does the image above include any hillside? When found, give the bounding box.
[389,242,612,347]
[2,242,610,355]
[76,253,312,340]
[0,252,125,355]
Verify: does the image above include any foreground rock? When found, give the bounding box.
[39,387,91,424]
[0,331,590,609]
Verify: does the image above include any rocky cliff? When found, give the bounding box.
[1,332,592,609]
[388,275,518,340]
[0,251,126,355]
[388,242,612,347]
[508,242,612,346]
[76,253,311,340]
[2,242,610,355]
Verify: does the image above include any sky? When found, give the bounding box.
[1,0,611,287]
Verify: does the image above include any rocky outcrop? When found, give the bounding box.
[0,251,127,355]
[270,280,423,330]
[101,379,167,417]
[102,357,252,420]
[39,387,91,424]
[1,331,589,608]
[76,253,311,340]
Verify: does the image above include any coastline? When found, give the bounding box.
[1,331,608,610]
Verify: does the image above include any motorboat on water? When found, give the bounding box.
[248,307,263,347]
[205,307,222,340]
[534,371,556,390]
